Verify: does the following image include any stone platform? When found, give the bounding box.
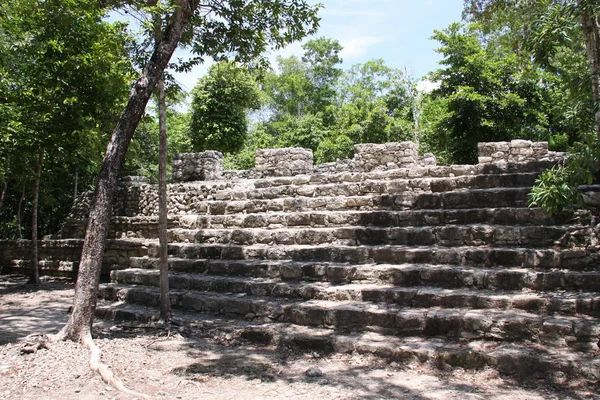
[2,140,599,379]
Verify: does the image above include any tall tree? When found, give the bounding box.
[301,37,343,114]
[152,3,172,322]
[430,22,548,163]
[51,2,318,394]
[189,61,262,153]
[464,0,600,137]
[0,0,132,273]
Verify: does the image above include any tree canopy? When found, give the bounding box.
[189,61,261,153]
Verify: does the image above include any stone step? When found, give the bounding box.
[209,173,540,202]
[125,170,543,217]
[162,243,594,270]
[384,187,532,210]
[130,187,534,218]
[95,301,600,381]
[128,257,600,292]
[98,283,600,349]
[252,164,550,188]
[163,224,572,248]
[111,208,588,236]
[111,268,600,317]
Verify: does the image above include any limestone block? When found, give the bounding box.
[478,140,559,164]
[255,147,313,176]
[510,139,532,148]
[354,142,420,172]
[172,151,223,182]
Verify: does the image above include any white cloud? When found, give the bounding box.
[416,79,440,93]
[340,36,386,60]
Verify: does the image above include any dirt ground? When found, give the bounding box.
[1,275,599,400]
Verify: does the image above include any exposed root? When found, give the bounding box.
[20,334,51,355]
[80,333,152,399]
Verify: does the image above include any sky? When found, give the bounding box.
[166,0,466,94]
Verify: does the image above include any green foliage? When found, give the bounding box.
[223,39,418,168]
[430,23,549,164]
[272,113,330,150]
[529,166,583,215]
[418,96,453,164]
[301,37,344,113]
[189,61,261,153]
[314,134,354,164]
[123,110,192,180]
[263,37,343,118]
[263,55,311,117]
[529,135,600,214]
[223,124,277,170]
[462,0,595,142]
[0,0,133,238]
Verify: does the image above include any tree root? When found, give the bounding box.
[51,330,151,399]
[20,334,51,355]
[81,333,152,399]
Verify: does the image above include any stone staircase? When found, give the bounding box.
[4,140,598,379]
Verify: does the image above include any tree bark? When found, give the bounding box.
[17,184,25,240]
[157,74,171,321]
[155,8,172,322]
[29,146,44,285]
[74,167,79,202]
[56,0,197,341]
[580,8,600,138]
[0,180,7,211]
[0,159,7,211]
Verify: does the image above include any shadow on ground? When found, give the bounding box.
[0,274,74,345]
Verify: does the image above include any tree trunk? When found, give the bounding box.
[157,75,171,321]
[0,180,7,211]
[29,146,44,285]
[155,8,172,321]
[56,0,197,341]
[74,167,79,202]
[580,9,600,138]
[17,184,25,240]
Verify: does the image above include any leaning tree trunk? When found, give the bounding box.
[56,0,197,342]
[580,8,600,139]
[29,146,44,285]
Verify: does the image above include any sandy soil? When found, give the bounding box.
[0,275,598,400]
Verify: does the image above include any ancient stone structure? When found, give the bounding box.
[2,140,599,379]
[354,141,420,171]
[0,239,147,279]
[478,140,566,164]
[255,147,314,176]
[172,151,223,182]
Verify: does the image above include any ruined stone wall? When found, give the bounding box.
[3,139,572,279]
[477,140,566,164]
[173,143,439,182]
[59,140,563,225]
[0,239,147,278]
[354,142,421,172]
[254,148,314,177]
[172,151,223,182]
